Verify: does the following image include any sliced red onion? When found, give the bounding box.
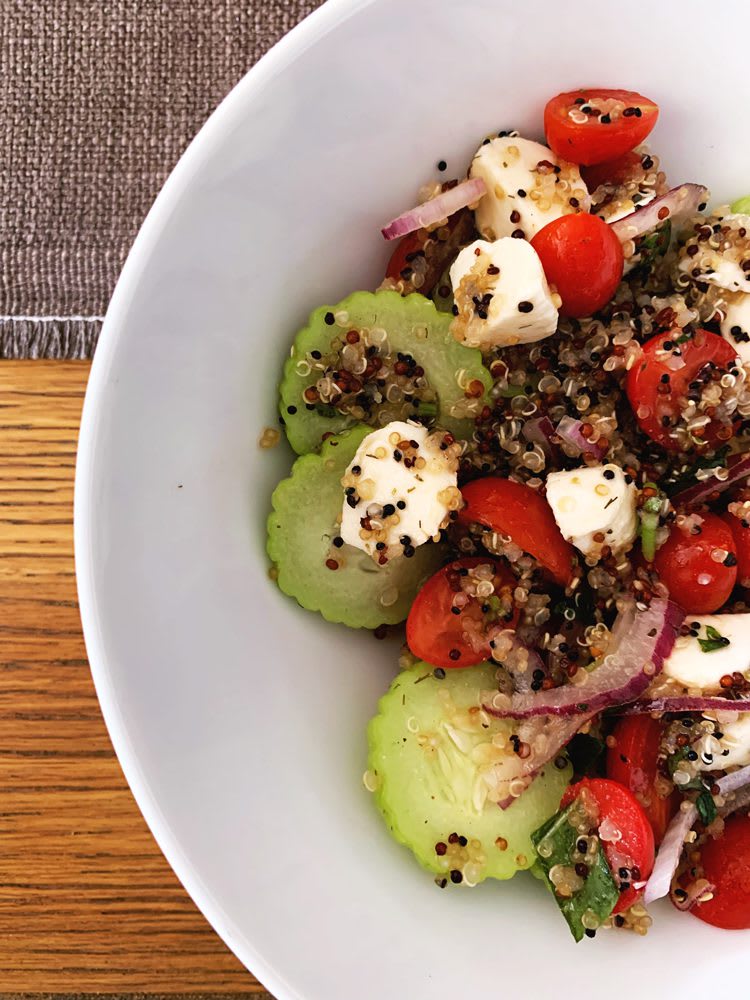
[622,695,750,715]
[645,764,750,905]
[554,415,606,460]
[496,712,596,810]
[717,762,750,795]
[644,803,697,905]
[670,452,750,508]
[522,416,557,459]
[671,878,716,912]
[381,178,487,241]
[611,183,709,244]
[484,598,684,719]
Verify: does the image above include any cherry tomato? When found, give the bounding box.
[606,715,677,844]
[544,89,659,166]
[457,478,575,587]
[561,777,655,914]
[653,512,737,614]
[384,205,475,296]
[692,813,750,929]
[406,557,518,669]
[581,151,644,192]
[720,511,750,587]
[626,329,740,451]
[531,214,623,318]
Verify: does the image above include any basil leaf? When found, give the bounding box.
[531,802,619,942]
[696,789,718,826]
[698,624,730,653]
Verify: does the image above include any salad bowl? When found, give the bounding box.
[75,0,750,995]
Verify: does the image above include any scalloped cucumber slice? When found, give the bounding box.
[280,290,491,454]
[367,662,572,883]
[267,426,447,628]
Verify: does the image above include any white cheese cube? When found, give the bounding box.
[663,613,750,691]
[545,464,638,559]
[469,136,589,242]
[340,421,458,562]
[449,238,558,350]
[720,292,750,364]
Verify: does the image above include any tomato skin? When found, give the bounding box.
[581,151,644,191]
[692,814,750,929]
[606,716,677,844]
[562,777,655,914]
[457,478,575,587]
[653,512,737,614]
[544,89,658,166]
[720,511,750,586]
[626,329,740,451]
[385,231,422,282]
[531,214,623,318]
[406,557,518,669]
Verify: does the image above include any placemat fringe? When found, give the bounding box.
[0,318,100,360]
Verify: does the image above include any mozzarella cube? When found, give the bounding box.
[720,292,750,364]
[340,421,459,562]
[449,238,559,350]
[469,136,589,242]
[703,712,750,771]
[663,613,750,691]
[545,464,638,559]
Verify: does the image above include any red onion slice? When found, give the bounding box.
[644,803,697,905]
[554,415,606,460]
[522,415,557,459]
[496,712,596,810]
[671,878,716,912]
[670,451,750,508]
[622,695,750,715]
[610,183,709,243]
[381,178,487,241]
[645,764,750,904]
[484,599,684,719]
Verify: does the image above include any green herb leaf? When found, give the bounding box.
[531,802,619,942]
[696,789,718,826]
[665,447,730,497]
[698,623,730,654]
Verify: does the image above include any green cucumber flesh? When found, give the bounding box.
[279,290,491,454]
[367,661,572,883]
[267,426,447,628]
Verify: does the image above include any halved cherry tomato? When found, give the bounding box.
[384,205,475,296]
[544,89,659,166]
[406,557,518,669]
[720,511,750,587]
[457,478,575,587]
[626,329,740,451]
[561,777,655,914]
[606,715,678,844]
[692,813,750,929]
[653,512,737,613]
[531,214,623,318]
[581,151,644,192]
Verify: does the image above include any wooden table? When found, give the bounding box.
[0,362,270,997]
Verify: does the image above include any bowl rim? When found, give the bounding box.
[73,2,375,995]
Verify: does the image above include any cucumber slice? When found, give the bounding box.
[280,290,491,454]
[267,426,447,628]
[367,662,572,884]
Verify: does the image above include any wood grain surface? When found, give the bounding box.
[0,362,272,996]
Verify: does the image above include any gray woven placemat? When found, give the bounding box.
[0,0,323,359]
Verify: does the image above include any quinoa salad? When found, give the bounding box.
[267,88,750,941]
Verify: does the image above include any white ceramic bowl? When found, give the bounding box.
[75,1,750,996]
